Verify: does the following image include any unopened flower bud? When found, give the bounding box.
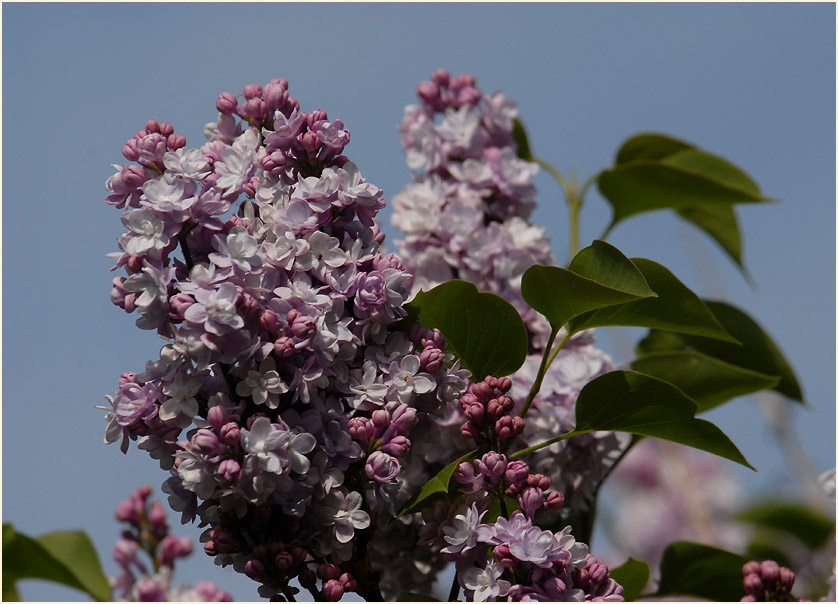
[495,415,525,441]
[477,452,507,482]
[168,293,194,320]
[371,409,390,429]
[463,402,485,423]
[518,486,543,518]
[339,573,357,592]
[743,561,761,576]
[216,92,238,115]
[382,435,411,457]
[147,500,167,527]
[274,551,294,572]
[365,451,400,483]
[159,122,175,137]
[193,429,221,455]
[493,543,516,567]
[744,573,763,595]
[244,558,265,581]
[323,579,344,601]
[432,69,450,87]
[244,98,267,119]
[243,84,263,100]
[471,381,492,401]
[299,131,320,154]
[118,371,141,388]
[455,461,477,485]
[273,336,296,358]
[348,417,375,443]
[419,346,446,372]
[778,566,795,589]
[760,560,780,582]
[220,422,241,448]
[460,421,479,440]
[135,578,166,601]
[260,309,279,333]
[122,138,140,162]
[317,563,341,581]
[390,405,417,433]
[167,134,186,150]
[544,490,564,510]
[218,459,241,483]
[145,119,160,133]
[527,473,551,491]
[207,404,229,429]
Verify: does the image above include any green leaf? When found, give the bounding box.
[638,300,803,402]
[745,538,793,568]
[737,502,835,550]
[396,591,440,602]
[521,241,656,330]
[677,204,749,277]
[568,258,737,343]
[615,133,694,164]
[2,524,111,601]
[571,370,753,469]
[631,350,780,413]
[602,133,769,279]
[609,557,650,601]
[655,541,748,601]
[398,450,477,517]
[407,280,528,381]
[512,118,533,161]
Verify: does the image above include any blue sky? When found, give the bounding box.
[3,3,835,601]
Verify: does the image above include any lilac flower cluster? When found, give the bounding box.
[110,485,232,602]
[741,560,803,602]
[391,69,553,347]
[392,71,627,513]
[101,78,470,600]
[424,501,622,602]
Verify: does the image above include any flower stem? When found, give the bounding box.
[448,569,460,602]
[518,328,571,419]
[509,429,579,459]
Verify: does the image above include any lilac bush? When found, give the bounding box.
[94,70,832,603]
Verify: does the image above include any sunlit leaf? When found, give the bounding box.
[568,258,737,343]
[397,450,477,517]
[570,370,753,469]
[521,241,656,330]
[632,350,780,413]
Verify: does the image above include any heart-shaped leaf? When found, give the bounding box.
[637,300,802,402]
[631,350,780,413]
[568,258,737,343]
[609,557,650,601]
[397,450,478,517]
[521,241,656,330]
[407,280,528,381]
[2,524,111,601]
[655,541,748,601]
[571,370,753,469]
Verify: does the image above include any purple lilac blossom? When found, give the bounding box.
[102,78,468,600]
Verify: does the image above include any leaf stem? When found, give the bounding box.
[519,328,572,420]
[509,429,580,459]
[535,158,570,193]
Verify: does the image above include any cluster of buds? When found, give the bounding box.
[110,486,232,602]
[459,376,525,446]
[215,78,299,130]
[741,560,802,602]
[455,452,564,520]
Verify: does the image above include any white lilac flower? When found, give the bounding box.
[462,559,511,602]
[319,490,370,544]
[240,417,289,475]
[141,174,197,213]
[215,129,259,197]
[291,169,339,213]
[348,361,389,409]
[209,228,265,272]
[441,503,487,555]
[120,208,173,256]
[163,147,211,179]
[159,371,202,426]
[388,355,436,403]
[183,282,243,336]
[236,357,289,409]
[437,105,480,152]
[122,264,175,310]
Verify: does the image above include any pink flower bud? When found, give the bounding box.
[504,460,529,488]
[147,499,167,527]
[220,422,241,448]
[760,560,780,581]
[118,371,141,388]
[135,578,166,601]
[460,421,479,440]
[260,309,279,333]
[372,409,390,429]
[263,82,288,111]
[493,543,517,567]
[544,490,564,510]
[477,452,507,482]
[274,551,294,572]
[390,405,417,433]
[159,122,174,137]
[207,404,229,429]
[216,92,238,115]
[348,417,375,443]
[218,459,241,483]
[125,256,144,274]
[192,428,221,455]
[323,579,344,601]
[518,486,543,518]
[471,381,492,401]
[299,131,319,154]
[527,473,551,491]
[122,138,140,162]
[487,398,505,420]
[744,573,763,595]
[244,558,265,580]
[432,69,450,87]
[145,119,160,133]
[454,461,477,485]
[317,563,341,581]
[365,451,400,482]
[115,500,137,523]
[382,435,410,457]
[495,415,525,441]
[168,293,194,320]
[743,561,761,575]
[419,346,446,372]
[273,336,296,358]
[243,84,263,100]
[167,133,186,150]
[339,573,357,592]
[778,566,795,589]
[244,98,267,119]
